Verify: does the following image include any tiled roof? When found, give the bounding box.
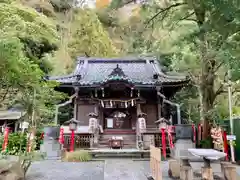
[49,57,189,87]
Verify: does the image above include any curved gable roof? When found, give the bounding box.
[49,57,189,87]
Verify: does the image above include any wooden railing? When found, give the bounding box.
[150,145,162,180]
[63,134,91,150]
[154,133,176,156]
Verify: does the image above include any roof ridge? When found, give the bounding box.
[75,56,158,63]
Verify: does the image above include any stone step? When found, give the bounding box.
[100,135,136,140]
[90,149,150,159]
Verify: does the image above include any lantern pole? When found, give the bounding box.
[70,127,75,152]
[227,69,235,162]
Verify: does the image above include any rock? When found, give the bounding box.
[4,172,24,180]
[0,161,25,180]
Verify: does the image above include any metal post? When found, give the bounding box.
[228,70,235,162]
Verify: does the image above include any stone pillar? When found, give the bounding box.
[172,124,195,159]
[40,126,61,160]
[169,124,195,179]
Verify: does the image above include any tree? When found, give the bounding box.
[68,9,117,59]
[144,0,240,138]
[0,1,65,126]
[105,0,240,139]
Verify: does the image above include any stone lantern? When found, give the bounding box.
[65,118,79,152]
[68,118,78,131]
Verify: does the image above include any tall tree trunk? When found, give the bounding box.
[194,2,216,140]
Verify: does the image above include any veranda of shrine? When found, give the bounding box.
[49,57,190,151]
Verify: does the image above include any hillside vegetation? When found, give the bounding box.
[1,0,240,140]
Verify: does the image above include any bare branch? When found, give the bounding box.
[213,71,228,99]
[0,87,10,102]
[145,2,187,25]
[213,62,224,73]
[178,12,195,22]
[173,11,196,27]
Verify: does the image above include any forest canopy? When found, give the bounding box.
[1,0,240,135]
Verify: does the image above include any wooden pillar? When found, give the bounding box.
[180,166,193,180]
[168,159,180,178]
[220,161,232,173]
[74,87,79,120]
[137,104,141,114]
[157,103,161,120]
[156,88,161,120]
[222,164,237,180]
[201,158,213,180]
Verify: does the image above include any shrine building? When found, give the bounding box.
[49,57,189,149]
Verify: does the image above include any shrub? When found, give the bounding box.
[0,131,43,155]
[0,133,27,155]
[63,150,92,162]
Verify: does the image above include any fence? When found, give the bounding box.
[150,145,162,180]
[63,134,91,150]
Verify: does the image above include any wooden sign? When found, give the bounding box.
[150,145,162,180]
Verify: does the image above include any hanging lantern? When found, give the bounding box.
[130,87,134,97]
[95,89,98,97]
[101,87,105,97]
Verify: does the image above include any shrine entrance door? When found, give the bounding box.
[103,108,135,130]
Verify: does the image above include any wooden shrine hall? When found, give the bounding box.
[49,57,189,149]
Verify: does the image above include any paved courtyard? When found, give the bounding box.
[26,159,240,180]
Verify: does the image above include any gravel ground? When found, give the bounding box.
[26,160,240,180]
[26,160,170,180]
[26,161,104,180]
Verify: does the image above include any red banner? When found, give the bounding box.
[222,131,229,161]
[2,127,9,151]
[161,128,166,159]
[59,128,64,144]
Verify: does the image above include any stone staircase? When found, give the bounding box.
[98,130,136,149]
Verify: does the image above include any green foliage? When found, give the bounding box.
[50,0,72,12]
[0,0,66,126]
[68,9,117,59]
[0,132,44,156]
[63,150,92,162]
[0,133,27,155]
